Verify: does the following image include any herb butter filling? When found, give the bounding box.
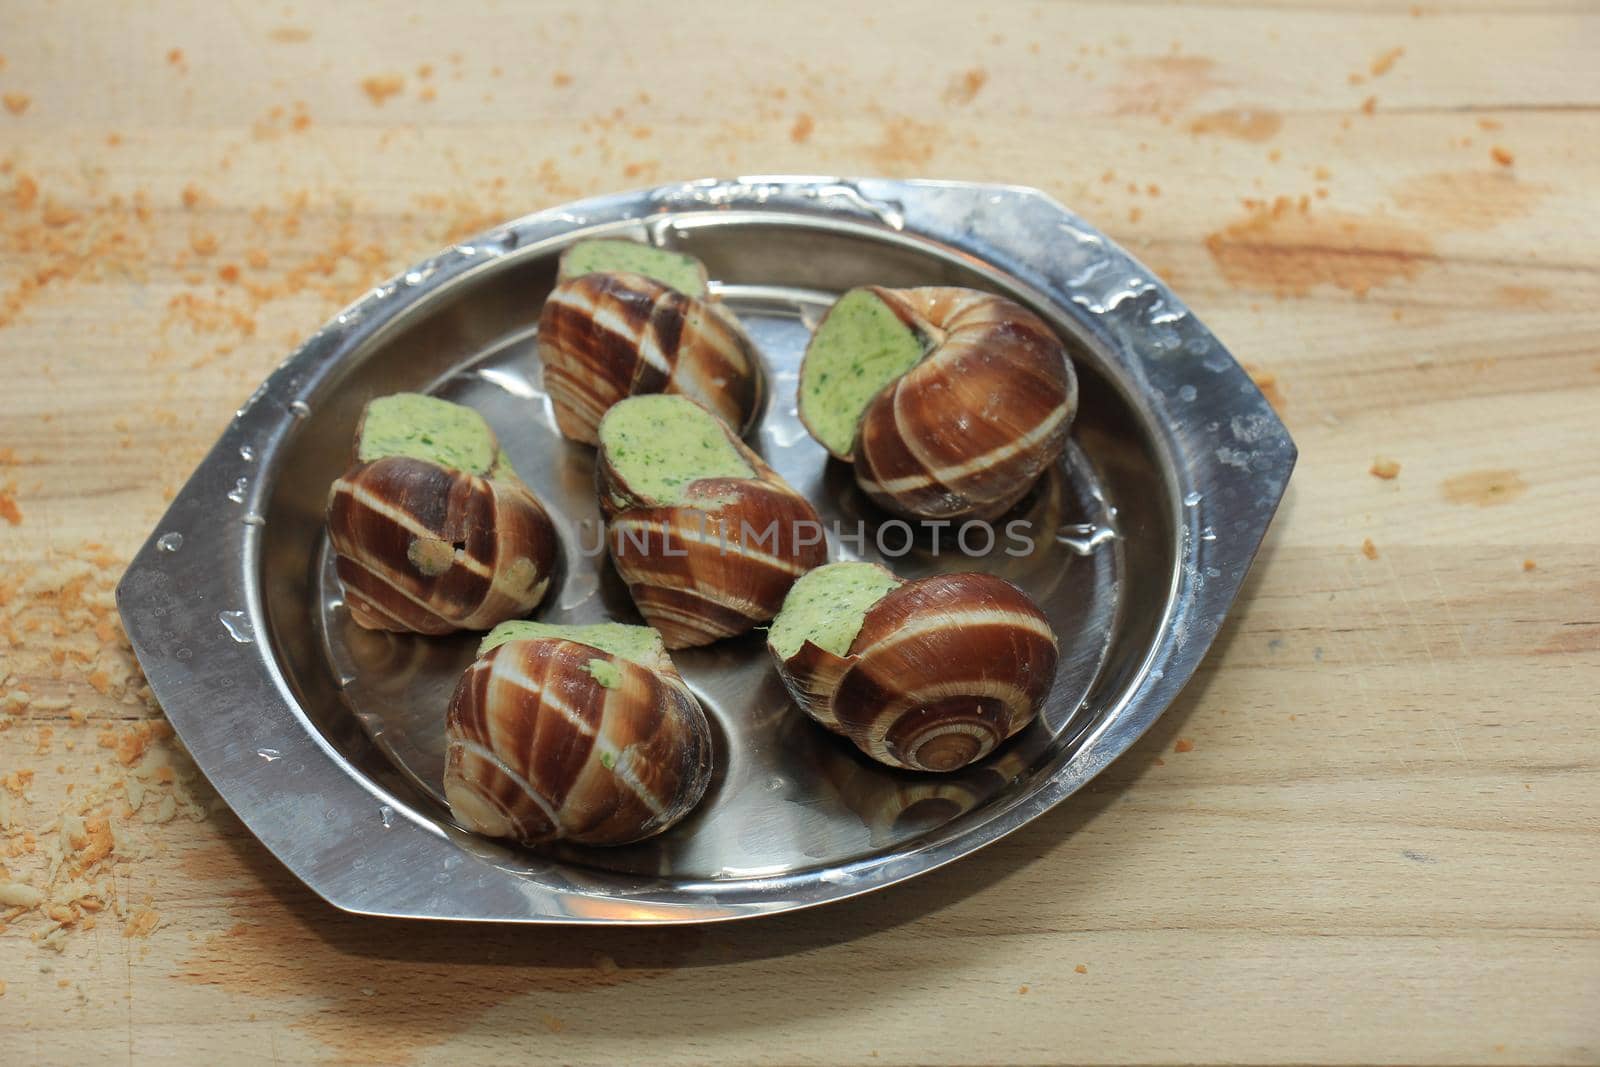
[598,394,754,505]
[357,393,497,475]
[480,620,667,670]
[799,288,927,456]
[768,561,902,660]
[558,239,708,298]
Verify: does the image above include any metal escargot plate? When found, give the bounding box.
[116,178,1295,924]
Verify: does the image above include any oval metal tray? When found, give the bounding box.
[116,178,1294,923]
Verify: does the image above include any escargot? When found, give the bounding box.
[537,239,765,445]
[326,393,558,635]
[444,621,713,846]
[596,394,828,649]
[767,561,1058,772]
[797,286,1077,520]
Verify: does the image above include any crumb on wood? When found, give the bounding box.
[1522,559,1536,572]
[552,71,573,88]
[1370,47,1405,77]
[1361,96,1377,116]
[1370,457,1401,480]
[1074,964,1088,975]
[1174,738,1195,753]
[1361,538,1379,560]
[1490,145,1514,167]
[945,67,989,105]
[123,908,160,938]
[3,93,30,116]
[360,75,405,106]
[790,113,815,144]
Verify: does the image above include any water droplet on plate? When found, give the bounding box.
[1201,526,1217,541]
[257,748,281,762]
[1054,523,1117,556]
[175,647,193,661]
[379,805,395,829]
[226,477,249,504]
[241,513,265,527]
[288,400,311,419]
[218,610,255,644]
[1184,491,1203,507]
[238,444,255,462]
[1177,384,1198,402]
[156,532,184,553]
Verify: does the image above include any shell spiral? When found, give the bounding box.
[327,456,558,635]
[853,287,1077,521]
[538,271,765,445]
[598,451,828,651]
[443,638,713,846]
[775,572,1058,772]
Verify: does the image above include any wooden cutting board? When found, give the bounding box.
[1,2,1595,1063]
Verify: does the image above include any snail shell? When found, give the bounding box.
[800,286,1077,521]
[771,565,1058,772]
[538,270,765,445]
[596,396,827,649]
[327,396,558,635]
[444,635,712,846]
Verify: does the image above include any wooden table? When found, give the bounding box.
[2,2,1595,1063]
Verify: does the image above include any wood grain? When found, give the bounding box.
[1,1,1596,1064]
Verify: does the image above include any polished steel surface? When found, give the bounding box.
[116,178,1295,923]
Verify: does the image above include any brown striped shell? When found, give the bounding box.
[327,457,558,635]
[771,572,1058,772]
[538,271,766,445]
[597,423,828,650]
[443,637,712,846]
[808,286,1077,521]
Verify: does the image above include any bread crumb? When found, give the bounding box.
[0,488,20,526]
[944,67,989,105]
[167,48,184,66]
[1360,96,1377,116]
[790,113,815,144]
[2,93,30,116]
[419,85,437,103]
[1370,47,1405,77]
[541,1014,565,1033]
[1074,964,1088,975]
[180,184,202,209]
[360,74,405,106]
[1521,559,1536,572]
[123,908,160,938]
[1361,538,1379,560]
[552,71,573,88]
[1369,458,1401,480]
[190,232,218,256]
[1490,145,1514,167]
[1018,984,1029,994]
[13,173,38,210]
[1174,738,1194,753]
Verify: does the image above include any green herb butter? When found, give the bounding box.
[799,289,927,456]
[598,394,754,504]
[584,658,623,688]
[768,561,902,660]
[357,393,497,475]
[480,620,666,667]
[558,239,708,297]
